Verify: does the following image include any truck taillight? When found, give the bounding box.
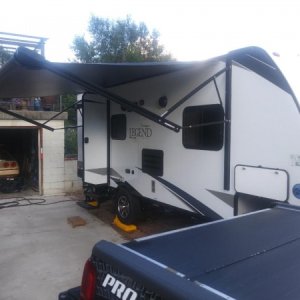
[80,259,96,300]
[0,161,17,168]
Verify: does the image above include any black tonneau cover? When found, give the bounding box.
[93,206,300,299]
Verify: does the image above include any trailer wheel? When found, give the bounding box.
[114,189,141,225]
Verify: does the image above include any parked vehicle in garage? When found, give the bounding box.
[0,148,20,193]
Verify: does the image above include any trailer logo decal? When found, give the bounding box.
[129,126,152,139]
[102,273,138,300]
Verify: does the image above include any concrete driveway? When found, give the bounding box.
[0,194,125,300]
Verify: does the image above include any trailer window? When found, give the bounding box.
[182,104,224,150]
[111,114,126,140]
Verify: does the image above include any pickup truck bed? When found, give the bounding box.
[60,205,300,299]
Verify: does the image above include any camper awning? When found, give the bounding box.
[0,46,297,131]
[0,46,295,98]
[0,49,206,98]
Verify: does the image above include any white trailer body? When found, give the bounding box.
[77,48,300,220]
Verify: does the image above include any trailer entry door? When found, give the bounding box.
[83,96,108,185]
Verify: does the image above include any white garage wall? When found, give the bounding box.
[64,159,82,193]
[42,120,65,195]
[43,120,82,195]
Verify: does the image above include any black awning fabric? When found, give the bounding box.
[0,46,296,102]
[0,49,202,98]
[0,58,83,98]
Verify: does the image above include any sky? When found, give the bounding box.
[0,0,299,93]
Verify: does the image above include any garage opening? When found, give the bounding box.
[0,127,40,197]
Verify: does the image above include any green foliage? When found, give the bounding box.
[62,94,77,124]
[62,94,78,156]
[64,125,77,157]
[72,16,173,63]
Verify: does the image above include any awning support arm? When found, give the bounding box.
[43,99,83,125]
[182,120,229,129]
[0,106,54,131]
[161,68,226,119]
[15,47,181,133]
[54,125,82,130]
[213,77,223,106]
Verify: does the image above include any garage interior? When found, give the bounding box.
[0,127,39,197]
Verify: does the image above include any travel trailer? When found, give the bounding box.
[0,46,299,223]
[75,47,300,223]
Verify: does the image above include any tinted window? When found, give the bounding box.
[111,114,126,140]
[182,104,224,150]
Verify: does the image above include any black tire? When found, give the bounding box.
[114,188,141,225]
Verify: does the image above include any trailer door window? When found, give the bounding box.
[182,104,224,150]
[111,114,126,140]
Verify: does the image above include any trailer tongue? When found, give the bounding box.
[60,205,300,300]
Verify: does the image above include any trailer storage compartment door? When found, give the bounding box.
[234,165,288,201]
[83,95,108,185]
